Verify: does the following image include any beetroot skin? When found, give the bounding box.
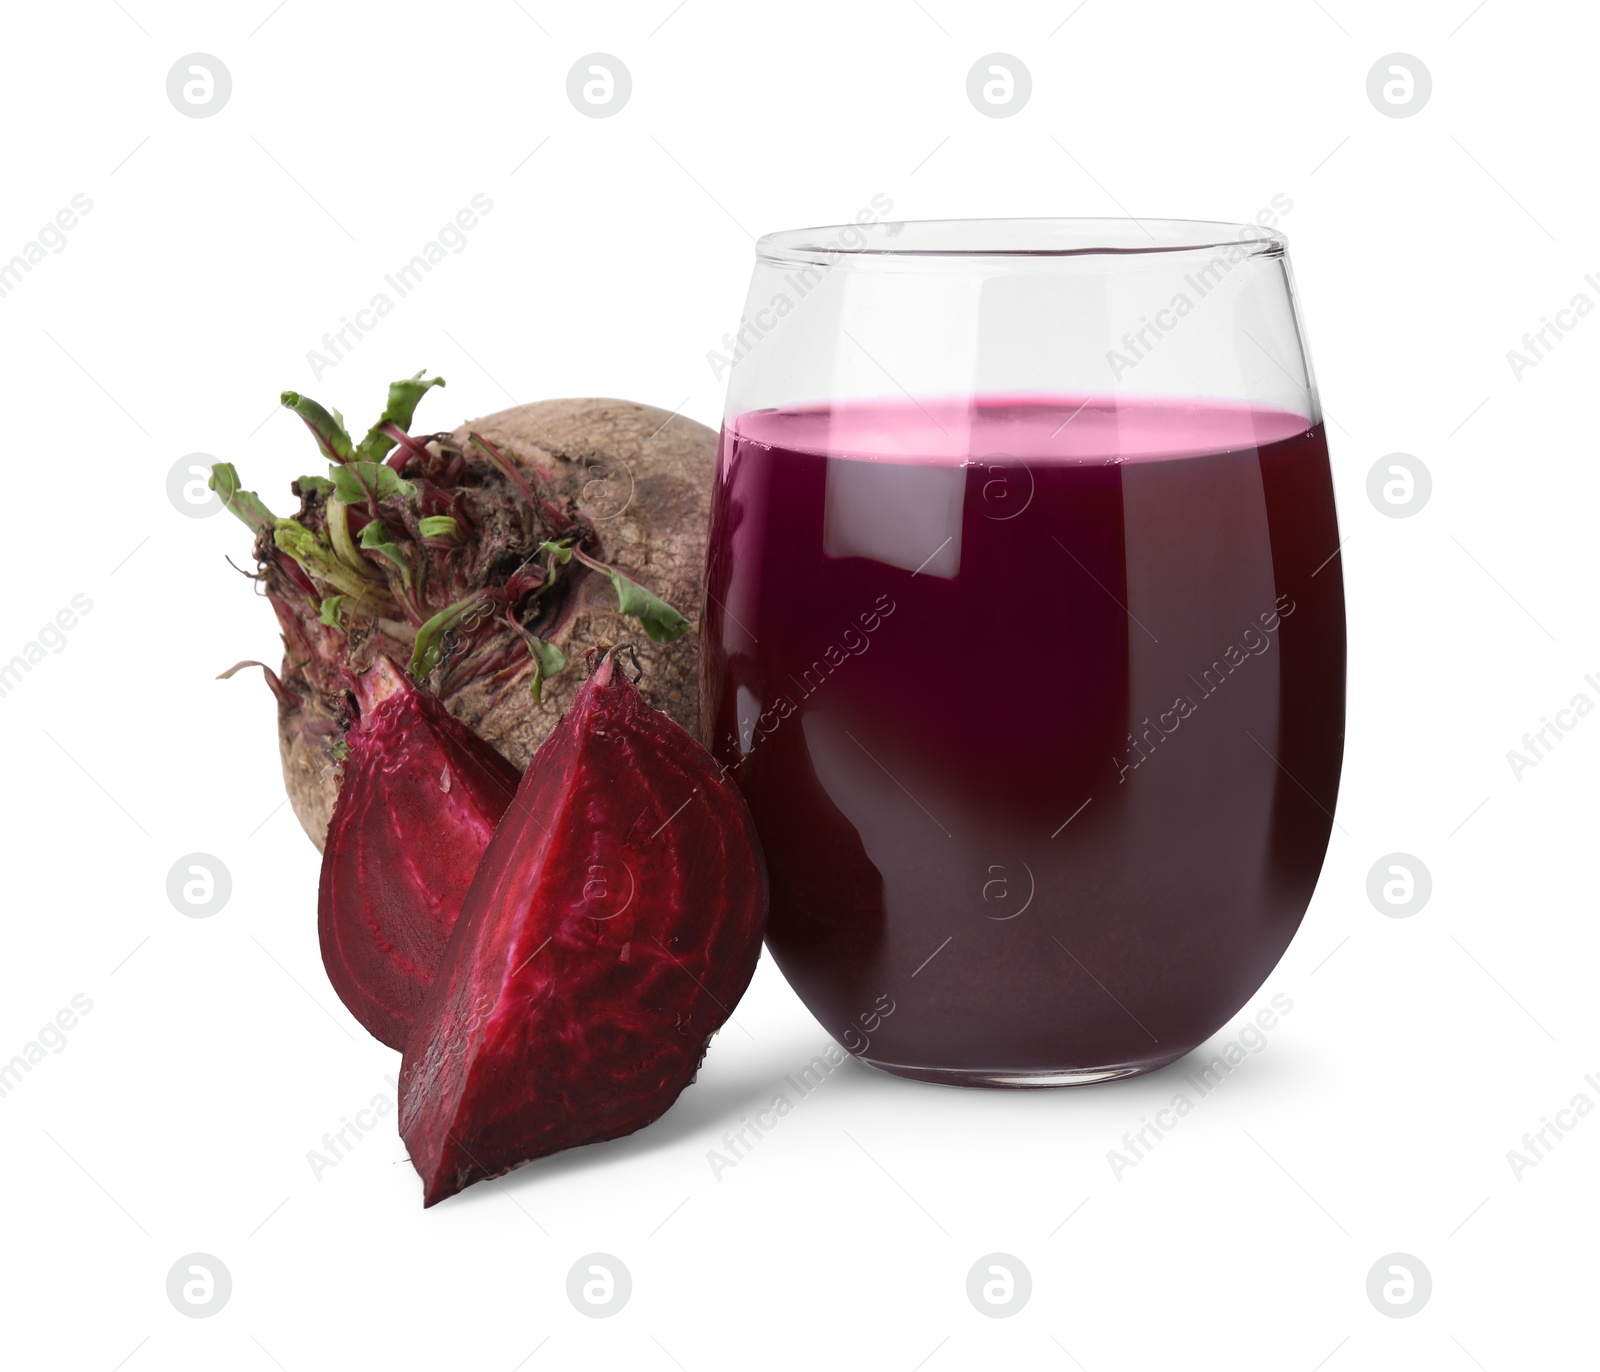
[398,652,767,1205]
[319,658,520,1049]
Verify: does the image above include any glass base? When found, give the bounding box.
[860,1049,1187,1089]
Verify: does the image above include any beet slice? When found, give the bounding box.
[318,658,520,1048]
[398,652,767,1205]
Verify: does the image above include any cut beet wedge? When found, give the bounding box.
[398,652,767,1206]
[318,658,520,1049]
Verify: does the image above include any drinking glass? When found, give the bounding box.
[701,218,1344,1086]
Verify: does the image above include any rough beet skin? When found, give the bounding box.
[318,658,520,1049]
[398,652,767,1206]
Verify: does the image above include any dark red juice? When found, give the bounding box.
[701,397,1345,1083]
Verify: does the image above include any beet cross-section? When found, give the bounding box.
[398,652,768,1205]
[318,658,521,1049]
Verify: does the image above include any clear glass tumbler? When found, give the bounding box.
[701,218,1345,1086]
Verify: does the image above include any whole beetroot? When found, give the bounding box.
[399,651,767,1206]
[213,374,714,849]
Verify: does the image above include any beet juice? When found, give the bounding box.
[701,395,1345,1084]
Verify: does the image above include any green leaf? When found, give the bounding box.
[329,460,416,507]
[409,593,490,681]
[295,474,334,496]
[537,539,574,564]
[504,619,567,704]
[272,519,315,560]
[357,518,412,588]
[608,568,692,644]
[323,498,375,580]
[525,636,566,704]
[318,595,345,628]
[331,739,350,763]
[355,372,446,464]
[281,391,355,463]
[419,515,461,541]
[209,465,277,532]
[273,519,376,600]
[208,463,277,533]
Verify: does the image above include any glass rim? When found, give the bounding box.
[756,216,1288,267]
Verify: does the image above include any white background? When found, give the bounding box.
[1,1,1594,1368]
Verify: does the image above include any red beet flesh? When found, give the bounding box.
[318,659,520,1049]
[398,653,767,1205]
